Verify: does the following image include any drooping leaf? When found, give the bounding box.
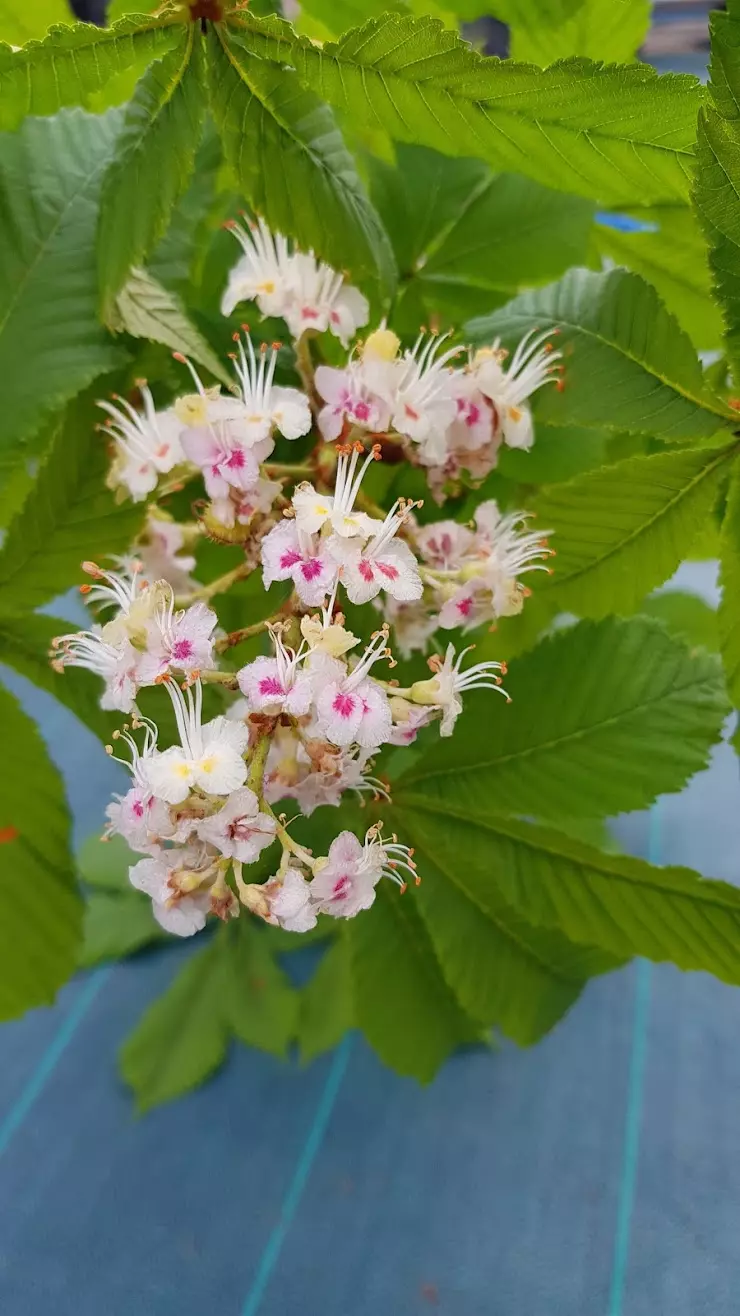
[535,442,737,616]
[397,617,728,821]
[298,936,353,1064]
[391,802,740,984]
[80,889,166,967]
[0,15,180,133]
[719,460,740,704]
[640,590,719,653]
[0,108,127,452]
[98,27,206,317]
[0,613,119,744]
[226,922,299,1058]
[349,882,482,1081]
[467,268,732,440]
[148,123,223,295]
[0,390,144,614]
[207,25,395,292]
[498,0,650,66]
[234,10,702,206]
[368,144,593,329]
[120,934,231,1112]
[112,266,232,387]
[0,684,81,1019]
[392,807,620,1046]
[594,207,723,352]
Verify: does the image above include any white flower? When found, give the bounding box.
[328,498,422,606]
[309,825,417,919]
[138,594,217,684]
[129,847,212,937]
[196,787,277,863]
[472,328,562,451]
[237,624,313,715]
[410,644,509,737]
[144,679,249,804]
[291,443,382,540]
[50,628,141,712]
[103,717,173,852]
[314,628,393,749]
[265,867,318,933]
[390,333,461,464]
[382,597,440,660]
[76,559,167,650]
[221,217,295,319]
[230,333,312,442]
[137,514,198,596]
[100,384,184,502]
[260,520,339,607]
[416,520,476,570]
[314,361,391,441]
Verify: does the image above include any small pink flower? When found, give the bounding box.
[309,831,380,918]
[138,598,217,683]
[261,520,338,606]
[196,787,277,863]
[315,364,391,441]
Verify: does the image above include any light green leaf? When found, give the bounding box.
[0,15,180,132]
[298,937,353,1064]
[120,934,230,1112]
[349,882,481,1081]
[78,833,134,892]
[392,806,620,1045]
[0,684,81,1019]
[0,613,119,744]
[368,144,593,329]
[398,617,728,821]
[497,420,608,484]
[594,207,723,352]
[148,124,223,296]
[535,442,737,615]
[467,268,731,440]
[234,11,702,206]
[719,460,740,704]
[500,0,650,66]
[393,802,740,984]
[113,267,231,387]
[640,590,719,652]
[207,25,395,292]
[226,922,298,1058]
[0,390,144,614]
[0,0,71,45]
[0,108,128,452]
[98,27,205,317]
[80,889,166,967]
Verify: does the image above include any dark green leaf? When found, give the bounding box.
[226,922,298,1058]
[719,459,740,703]
[112,266,232,387]
[467,268,732,441]
[0,613,119,743]
[298,936,353,1064]
[0,108,127,452]
[98,27,206,316]
[0,684,81,1019]
[397,617,728,821]
[208,25,395,292]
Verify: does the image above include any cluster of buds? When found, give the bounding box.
[53,219,560,940]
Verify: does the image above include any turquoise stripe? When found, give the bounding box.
[607,807,659,1315]
[0,966,111,1161]
[241,1035,353,1316]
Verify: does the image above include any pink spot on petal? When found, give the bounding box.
[332,875,351,898]
[358,559,375,582]
[279,550,302,569]
[301,307,320,321]
[300,558,323,581]
[377,562,399,581]
[132,800,145,819]
[172,639,194,661]
[333,693,357,719]
[354,401,371,422]
[457,597,473,617]
[258,677,285,697]
[226,448,246,470]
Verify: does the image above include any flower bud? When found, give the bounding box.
[362,327,400,362]
[409,676,442,707]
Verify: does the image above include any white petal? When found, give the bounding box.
[145,747,195,804]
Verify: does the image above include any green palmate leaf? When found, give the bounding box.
[0,108,128,453]
[0,0,70,45]
[80,889,166,967]
[391,806,620,1046]
[298,937,353,1064]
[497,420,608,485]
[78,833,133,892]
[234,10,701,206]
[594,207,723,351]
[535,442,737,616]
[148,123,223,295]
[207,25,395,292]
[398,617,728,822]
[226,922,298,1058]
[640,590,719,652]
[0,390,143,614]
[0,613,119,744]
[0,15,180,132]
[719,460,740,704]
[98,26,206,317]
[0,418,57,530]
[390,803,740,984]
[112,266,232,387]
[349,882,481,1081]
[120,934,230,1112]
[0,685,81,1019]
[497,0,649,65]
[467,268,731,440]
[367,144,593,329]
